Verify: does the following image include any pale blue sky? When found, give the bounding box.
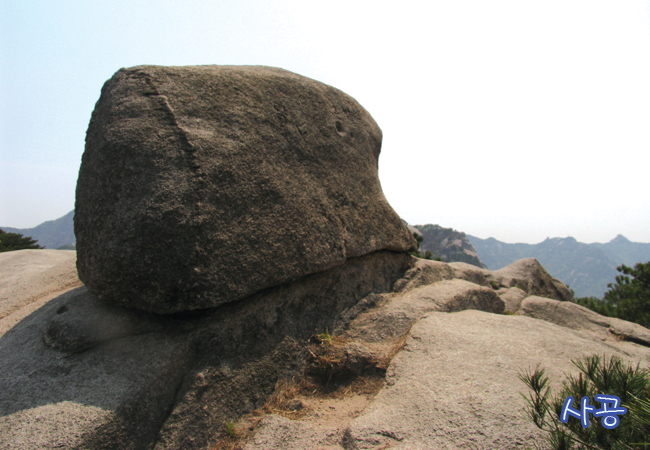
[2,0,650,243]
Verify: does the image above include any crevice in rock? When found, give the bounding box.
[139,72,198,157]
[142,251,413,450]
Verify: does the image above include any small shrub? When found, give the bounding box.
[223,421,236,437]
[577,262,650,329]
[408,232,437,260]
[519,355,650,449]
[311,328,334,346]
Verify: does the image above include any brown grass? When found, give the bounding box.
[209,328,412,449]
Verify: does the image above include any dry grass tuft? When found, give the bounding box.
[209,328,413,449]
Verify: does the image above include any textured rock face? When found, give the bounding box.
[520,296,650,346]
[344,311,650,450]
[412,223,486,268]
[0,251,412,450]
[75,65,415,313]
[449,258,574,303]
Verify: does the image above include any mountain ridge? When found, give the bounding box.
[1,211,75,250]
[467,233,650,298]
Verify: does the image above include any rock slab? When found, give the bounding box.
[0,249,80,325]
[346,310,650,449]
[75,65,415,313]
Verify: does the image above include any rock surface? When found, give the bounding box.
[520,295,650,346]
[0,249,80,331]
[344,311,650,450]
[412,223,486,268]
[392,257,573,308]
[0,286,196,450]
[0,250,412,450]
[240,266,650,450]
[75,65,415,314]
[449,257,574,304]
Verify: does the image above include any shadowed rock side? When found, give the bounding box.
[75,65,415,314]
[0,251,412,450]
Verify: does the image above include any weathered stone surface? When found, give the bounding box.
[392,258,454,293]
[0,288,195,450]
[42,286,169,354]
[450,257,574,302]
[520,295,650,346]
[0,250,412,450]
[242,308,650,449]
[493,258,574,301]
[497,286,527,314]
[0,249,80,324]
[345,311,650,450]
[337,278,504,343]
[243,414,343,450]
[150,251,412,450]
[75,65,415,313]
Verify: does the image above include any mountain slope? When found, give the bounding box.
[413,224,486,268]
[591,234,650,267]
[1,211,75,250]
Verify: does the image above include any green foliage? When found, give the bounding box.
[576,297,618,319]
[627,394,650,439]
[520,355,650,449]
[603,262,650,329]
[577,262,650,329]
[223,421,237,437]
[0,229,43,252]
[313,328,334,346]
[408,232,437,260]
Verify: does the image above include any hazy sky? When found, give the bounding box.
[2,0,649,244]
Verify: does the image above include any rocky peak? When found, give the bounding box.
[610,234,631,244]
[411,224,486,268]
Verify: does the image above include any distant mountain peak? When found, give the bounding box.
[610,234,630,244]
[1,210,75,249]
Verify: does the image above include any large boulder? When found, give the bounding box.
[449,258,574,303]
[75,65,415,314]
